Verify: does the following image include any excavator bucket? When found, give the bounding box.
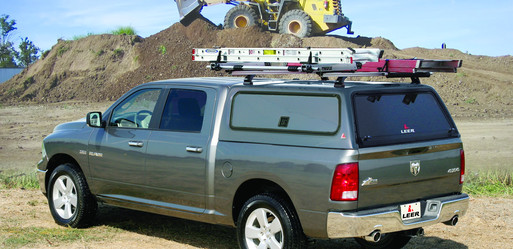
[175,0,203,26]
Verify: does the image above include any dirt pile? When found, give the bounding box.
[0,18,511,118]
[0,34,142,102]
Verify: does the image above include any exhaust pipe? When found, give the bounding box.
[444,215,459,226]
[364,230,381,242]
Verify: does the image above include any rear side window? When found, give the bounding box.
[231,92,340,134]
[353,91,457,147]
[159,89,207,132]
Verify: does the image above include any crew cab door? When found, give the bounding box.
[353,90,464,209]
[88,88,163,197]
[144,87,216,213]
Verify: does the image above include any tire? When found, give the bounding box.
[47,163,97,228]
[224,4,259,29]
[354,232,412,249]
[279,9,313,38]
[237,194,306,249]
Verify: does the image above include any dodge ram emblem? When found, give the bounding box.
[410,160,421,176]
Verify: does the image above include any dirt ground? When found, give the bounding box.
[1,188,512,249]
[0,103,512,248]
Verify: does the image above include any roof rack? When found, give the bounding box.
[192,48,462,86]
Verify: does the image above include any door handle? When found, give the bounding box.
[186,146,203,153]
[128,141,144,147]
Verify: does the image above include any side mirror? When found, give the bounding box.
[86,112,104,128]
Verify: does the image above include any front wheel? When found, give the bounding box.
[237,194,306,249]
[354,232,412,249]
[48,163,97,228]
[279,9,313,38]
[224,5,259,29]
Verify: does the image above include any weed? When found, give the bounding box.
[95,50,105,57]
[57,45,69,57]
[113,48,124,57]
[111,26,136,35]
[133,55,139,63]
[145,75,152,80]
[158,45,167,55]
[72,32,95,40]
[465,98,477,104]
[41,50,50,59]
[171,65,178,70]
[0,172,39,189]
[457,72,466,77]
[464,170,513,197]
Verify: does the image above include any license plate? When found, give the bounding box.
[400,202,421,221]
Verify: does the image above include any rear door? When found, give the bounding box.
[144,87,216,213]
[353,89,463,209]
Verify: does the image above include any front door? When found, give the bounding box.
[88,88,162,198]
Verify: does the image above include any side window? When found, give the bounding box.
[231,92,340,134]
[109,89,161,129]
[159,89,207,132]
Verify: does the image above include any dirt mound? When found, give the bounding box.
[0,34,142,102]
[0,18,512,118]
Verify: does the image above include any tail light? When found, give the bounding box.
[460,149,465,184]
[330,163,359,201]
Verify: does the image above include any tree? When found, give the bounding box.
[0,14,18,67]
[16,37,39,67]
[0,14,40,68]
[0,14,16,46]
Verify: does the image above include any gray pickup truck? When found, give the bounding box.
[37,75,468,248]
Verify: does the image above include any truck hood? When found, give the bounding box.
[53,118,87,132]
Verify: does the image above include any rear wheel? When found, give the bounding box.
[354,232,412,249]
[237,194,306,249]
[48,163,97,228]
[224,5,259,29]
[279,9,312,38]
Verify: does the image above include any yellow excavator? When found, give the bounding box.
[175,0,353,37]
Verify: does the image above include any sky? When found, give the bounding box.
[2,0,512,57]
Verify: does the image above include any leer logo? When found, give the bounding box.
[401,124,415,134]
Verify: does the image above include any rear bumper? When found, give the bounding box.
[326,193,469,238]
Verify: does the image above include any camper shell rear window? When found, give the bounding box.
[353,90,458,147]
[231,92,340,134]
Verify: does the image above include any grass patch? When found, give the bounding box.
[0,171,39,189]
[72,32,96,40]
[158,45,167,55]
[464,170,513,197]
[113,48,124,57]
[1,226,114,248]
[111,26,136,35]
[465,98,477,104]
[57,45,70,57]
